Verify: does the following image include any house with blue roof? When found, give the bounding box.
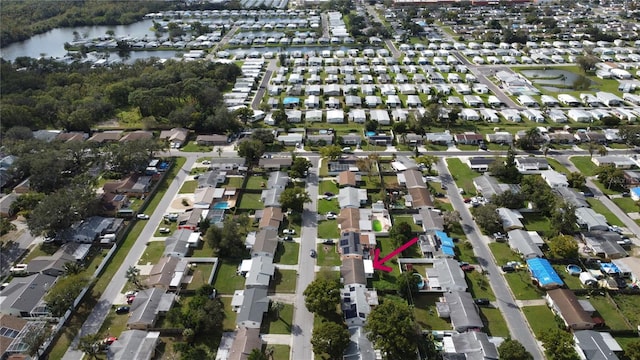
[526,258,564,289]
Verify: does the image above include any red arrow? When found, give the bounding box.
[373,237,419,272]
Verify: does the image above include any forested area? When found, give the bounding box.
[0,0,173,46]
[0,58,243,133]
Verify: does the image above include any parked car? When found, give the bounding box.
[461,264,475,272]
[310,249,317,258]
[324,192,335,197]
[323,239,335,245]
[103,336,118,345]
[115,306,130,314]
[474,298,490,306]
[342,147,353,153]
[136,214,150,220]
[283,229,296,235]
[159,227,171,234]
[125,290,137,297]
[283,236,294,242]
[126,295,135,304]
[326,212,337,220]
[501,265,515,273]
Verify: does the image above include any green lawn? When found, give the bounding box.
[613,197,639,213]
[213,260,246,294]
[271,345,291,360]
[546,158,570,174]
[488,242,520,265]
[181,142,213,152]
[522,305,560,339]
[271,269,297,293]
[319,180,339,195]
[521,213,552,237]
[99,307,129,338]
[412,294,453,331]
[318,220,340,239]
[466,271,496,301]
[581,294,631,331]
[246,175,269,190]
[226,176,244,188]
[179,180,197,194]
[238,192,264,210]
[137,241,165,265]
[317,243,341,267]
[261,304,294,334]
[187,263,214,290]
[551,264,583,290]
[220,296,238,331]
[504,271,546,300]
[318,199,339,214]
[275,242,299,265]
[446,158,479,196]
[456,241,477,264]
[587,198,624,227]
[570,156,598,176]
[479,307,509,337]
[610,294,640,330]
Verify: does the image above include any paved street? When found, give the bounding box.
[62,156,196,360]
[290,156,320,360]
[436,160,544,359]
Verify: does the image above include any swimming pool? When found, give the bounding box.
[213,202,231,210]
[365,131,377,137]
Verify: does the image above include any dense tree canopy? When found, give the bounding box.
[388,221,413,249]
[540,329,580,360]
[279,187,311,213]
[303,278,341,316]
[548,235,579,260]
[471,203,502,235]
[1,59,242,133]
[520,175,556,216]
[311,321,351,360]
[365,300,421,360]
[289,157,312,179]
[497,338,533,360]
[204,215,249,259]
[44,275,88,317]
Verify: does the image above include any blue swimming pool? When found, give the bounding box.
[365,131,376,137]
[213,202,230,210]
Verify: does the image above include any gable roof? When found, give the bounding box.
[127,288,175,328]
[443,291,483,332]
[108,330,160,360]
[426,258,467,292]
[406,187,433,209]
[574,330,621,360]
[547,288,595,329]
[251,229,279,256]
[236,287,270,328]
[338,171,357,187]
[402,169,426,188]
[0,273,57,316]
[258,207,284,229]
[337,208,360,233]
[341,255,366,285]
[228,327,262,360]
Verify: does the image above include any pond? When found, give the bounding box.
[520,69,595,93]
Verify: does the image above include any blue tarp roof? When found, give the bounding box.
[526,258,563,287]
[631,187,640,197]
[441,246,455,256]
[436,231,455,248]
[283,97,299,105]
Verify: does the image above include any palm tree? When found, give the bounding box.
[125,266,143,289]
[587,142,599,158]
[598,145,608,157]
[63,261,82,275]
[217,147,223,157]
[270,301,284,321]
[265,346,275,360]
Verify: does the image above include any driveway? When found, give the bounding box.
[436,160,544,359]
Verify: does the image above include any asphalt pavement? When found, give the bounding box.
[290,156,320,360]
[436,160,544,359]
[62,156,196,360]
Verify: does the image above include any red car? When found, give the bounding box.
[461,264,476,272]
[463,198,472,203]
[126,295,136,304]
[103,336,117,345]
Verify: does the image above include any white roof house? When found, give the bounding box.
[349,109,367,123]
[370,109,390,125]
[327,109,345,123]
[568,109,592,122]
[540,170,568,188]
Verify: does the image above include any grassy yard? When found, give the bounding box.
[179,180,197,194]
[319,180,339,195]
[187,263,214,290]
[246,175,269,190]
[446,158,479,196]
[581,294,631,331]
[570,156,598,176]
[551,264,583,290]
[521,213,552,237]
[391,215,423,232]
[466,271,496,301]
[587,198,624,227]
[261,304,294,334]
[456,241,477,264]
[504,271,546,300]
[238,192,264,210]
[318,220,340,239]
[610,294,640,330]
[546,157,570,174]
[488,242,520,265]
[213,260,246,294]
[317,243,341,267]
[613,197,639,213]
[412,294,453,331]
[271,269,297,293]
[271,345,291,360]
[48,157,186,359]
[137,241,165,265]
[318,199,339,214]
[226,176,244,188]
[522,305,560,339]
[479,307,509,337]
[181,142,213,152]
[275,242,299,265]
[99,307,129,338]
[220,296,238,331]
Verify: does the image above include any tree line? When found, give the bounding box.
[1,58,243,134]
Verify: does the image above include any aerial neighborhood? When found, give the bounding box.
[4,0,640,359]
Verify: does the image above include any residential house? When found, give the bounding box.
[108,330,160,360]
[497,208,524,231]
[338,187,368,208]
[103,174,152,198]
[455,132,484,145]
[442,332,499,360]
[258,158,292,170]
[438,291,483,332]
[251,229,279,257]
[341,255,367,285]
[228,327,262,360]
[413,209,444,234]
[473,174,519,199]
[468,158,497,173]
[425,258,468,292]
[126,288,175,329]
[120,130,153,142]
[244,255,275,288]
[546,288,596,330]
[554,187,589,208]
[25,243,91,277]
[515,157,549,172]
[574,330,622,360]
[327,109,345,123]
[257,207,284,230]
[0,273,57,317]
[338,171,360,187]
[576,208,609,232]
[344,326,377,360]
[592,156,637,169]
[194,187,217,209]
[57,216,123,243]
[369,109,390,125]
[349,109,367,123]
[485,132,513,144]
[541,170,569,188]
[339,232,371,258]
[337,208,360,233]
[235,287,270,328]
[164,229,194,257]
[88,130,122,143]
[159,128,188,148]
[276,133,303,146]
[0,193,17,218]
[145,256,189,290]
[341,284,379,327]
[507,229,544,259]
[527,258,564,290]
[1,315,47,359]
[55,131,88,143]
[582,231,628,259]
